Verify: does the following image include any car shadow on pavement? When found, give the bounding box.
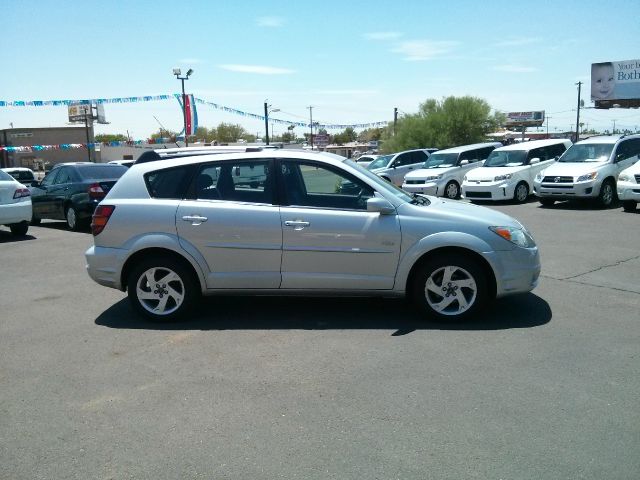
[33,221,91,233]
[0,230,36,243]
[95,293,551,336]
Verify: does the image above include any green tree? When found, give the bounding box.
[212,123,249,143]
[95,133,127,143]
[331,127,358,145]
[381,96,503,153]
[357,128,384,142]
[149,129,177,141]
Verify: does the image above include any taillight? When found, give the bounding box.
[13,188,31,199]
[91,205,115,236]
[88,182,105,199]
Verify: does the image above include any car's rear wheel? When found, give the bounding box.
[65,206,82,231]
[622,200,637,212]
[127,256,199,322]
[9,221,29,236]
[514,182,529,203]
[598,179,616,207]
[539,198,555,207]
[444,181,460,199]
[411,254,487,321]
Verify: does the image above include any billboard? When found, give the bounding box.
[68,103,92,122]
[592,59,640,108]
[505,111,545,127]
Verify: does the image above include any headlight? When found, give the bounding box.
[577,171,598,182]
[425,174,443,181]
[494,173,513,181]
[489,226,536,248]
[618,173,632,182]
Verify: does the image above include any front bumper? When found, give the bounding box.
[0,200,32,225]
[534,178,600,199]
[617,181,640,201]
[485,246,541,298]
[462,181,515,201]
[85,245,127,290]
[402,182,438,195]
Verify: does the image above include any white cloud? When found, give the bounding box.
[218,64,295,75]
[493,37,542,47]
[256,16,285,27]
[364,32,403,41]
[492,65,538,73]
[391,40,459,61]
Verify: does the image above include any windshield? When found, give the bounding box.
[484,150,527,167]
[559,143,613,163]
[76,165,128,179]
[345,159,415,203]
[367,155,393,170]
[423,152,459,168]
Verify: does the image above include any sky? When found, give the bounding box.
[1,0,639,142]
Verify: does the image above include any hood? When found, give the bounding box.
[404,166,457,180]
[401,196,522,229]
[466,165,528,181]
[541,161,609,177]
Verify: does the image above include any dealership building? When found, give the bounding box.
[0,126,100,170]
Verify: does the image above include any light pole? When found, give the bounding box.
[264,101,279,145]
[173,68,193,147]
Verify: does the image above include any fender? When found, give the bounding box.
[394,231,498,292]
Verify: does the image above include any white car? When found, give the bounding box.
[534,135,640,207]
[355,154,379,168]
[1,167,37,186]
[402,142,501,199]
[463,139,571,203]
[366,149,435,186]
[617,161,640,212]
[0,169,32,236]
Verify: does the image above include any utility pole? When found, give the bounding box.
[307,106,314,148]
[393,107,398,136]
[575,81,582,143]
[264,102,269,145]
[546,115,551,138]
[612,119,617,134]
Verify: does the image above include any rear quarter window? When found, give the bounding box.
[145,165,195,199]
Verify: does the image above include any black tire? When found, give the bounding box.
[30,215,41,225]
[9,221,29,236]
[65,206,82,231]
[514,182,529,204]
[539,198,555,207]
[622,200,637,212]
[411,254,488,322]
[444,181,460,199]
[598,179,616,208]
[127,256,199,322]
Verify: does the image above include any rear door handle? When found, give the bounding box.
[284,220,310,230]
[182,215,208,225]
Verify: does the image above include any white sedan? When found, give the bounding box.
[0,169,32,236]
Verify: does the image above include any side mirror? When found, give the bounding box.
[460,160,469,166]
[530,158,540,165]
[367,197,396,215]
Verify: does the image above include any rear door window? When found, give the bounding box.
[145,165,196,199]
[194,160,274,204]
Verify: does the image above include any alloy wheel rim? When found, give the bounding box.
[516,184,528,202]
[424,265,477,316]
[602,184,612,204]
[136,267,185,316]
[67,208,76,228]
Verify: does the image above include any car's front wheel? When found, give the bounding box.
[411,254,487,321]
[598,179,616,207]
[444,181,460,199]
[514,181,529,203]
[127,256,199,322]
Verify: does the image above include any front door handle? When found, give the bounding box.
[182,215,208,225]
[284,220,310,230]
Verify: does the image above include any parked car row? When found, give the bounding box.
[369,134,640,209]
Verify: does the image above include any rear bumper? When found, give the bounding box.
[0,200,32,225]
[85,245,127,290]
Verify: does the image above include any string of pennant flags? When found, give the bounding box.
[0,94,389,130]
[0,142,146,153]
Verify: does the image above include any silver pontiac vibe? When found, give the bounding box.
[86,150,540,322]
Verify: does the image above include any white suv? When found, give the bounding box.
[617,161,640,212]
[533,135,640,207]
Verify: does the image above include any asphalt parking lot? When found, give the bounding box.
[1,199,639,480]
